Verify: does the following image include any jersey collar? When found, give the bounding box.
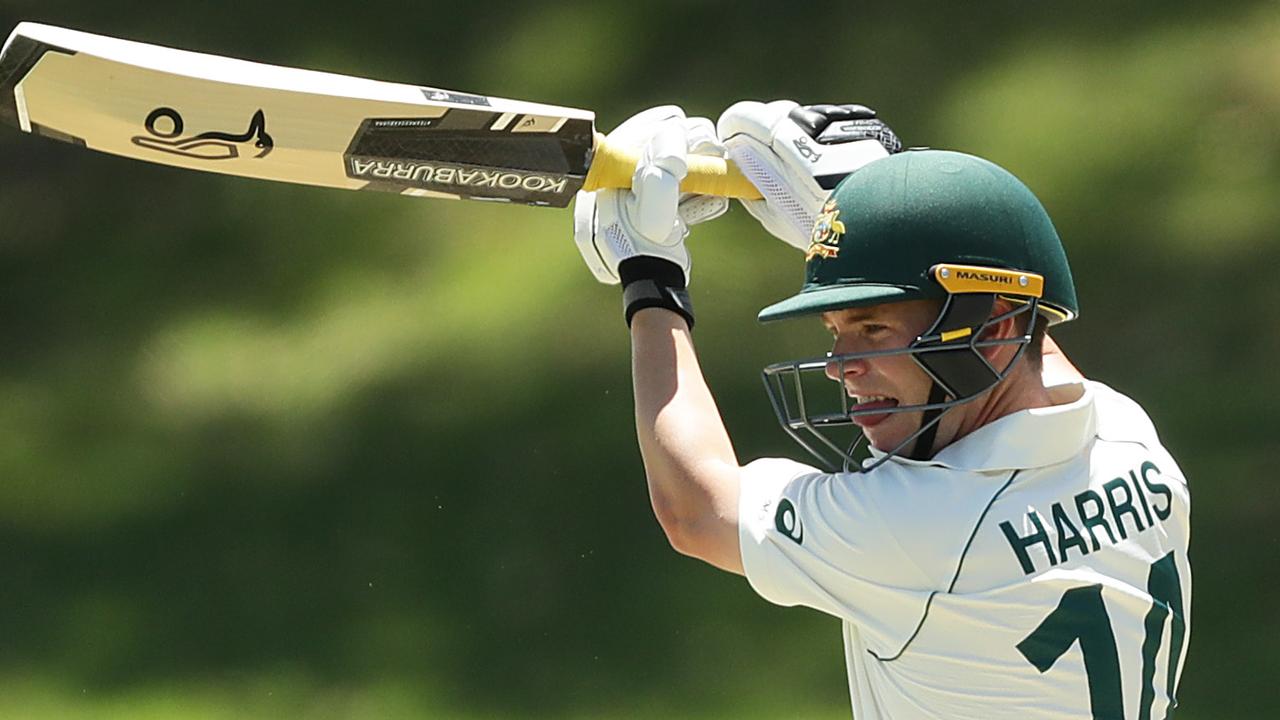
[868,381,1095,472]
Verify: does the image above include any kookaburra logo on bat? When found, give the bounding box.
[131,107,274,160]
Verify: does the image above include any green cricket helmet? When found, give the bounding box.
[759,149,1078,472]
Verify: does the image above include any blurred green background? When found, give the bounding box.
[1,1,1277,717]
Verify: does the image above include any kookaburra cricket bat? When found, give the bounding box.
[0,23,761,207]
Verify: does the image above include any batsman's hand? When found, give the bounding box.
[718,101,902,251]
[573,106,729,285]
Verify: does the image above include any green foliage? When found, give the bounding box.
[0,1,1275,717]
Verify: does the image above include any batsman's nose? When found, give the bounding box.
[824,353,869,383]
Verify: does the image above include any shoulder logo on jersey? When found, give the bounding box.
[774,498,804,545]
[805,199,845,262]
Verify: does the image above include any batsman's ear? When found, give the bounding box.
[977,299,1029,361]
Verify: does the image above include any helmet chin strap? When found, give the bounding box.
[905,292,1001,461]
[907,383,949,460]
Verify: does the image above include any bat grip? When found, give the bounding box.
[583,132,763,200]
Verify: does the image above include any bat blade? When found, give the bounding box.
[0,23,597,206]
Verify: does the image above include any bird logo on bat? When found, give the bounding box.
[131,107,274,160]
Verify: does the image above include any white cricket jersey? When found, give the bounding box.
[738,381,1191,720]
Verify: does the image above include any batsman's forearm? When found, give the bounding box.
[630,309,742,573]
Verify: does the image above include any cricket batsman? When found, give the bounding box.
[572,102,1192,719]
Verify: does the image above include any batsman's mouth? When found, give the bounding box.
[849,395,899,428]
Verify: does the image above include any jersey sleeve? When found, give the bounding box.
[737,457,980,655]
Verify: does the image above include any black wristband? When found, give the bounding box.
[619,257,694,330]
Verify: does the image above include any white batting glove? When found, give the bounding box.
[573,106,729,286]
[718,101,902,251]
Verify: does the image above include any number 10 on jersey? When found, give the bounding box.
[1017,552,1187,720]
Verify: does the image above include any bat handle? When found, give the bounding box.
[583,133,763,200]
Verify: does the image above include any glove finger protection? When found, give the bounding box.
[677,117,731,226]
[629,120,687,243]
[718,100,902,251]
[573,110,729,286]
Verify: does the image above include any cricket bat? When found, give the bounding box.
[0,23,761,208]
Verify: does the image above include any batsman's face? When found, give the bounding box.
[822,300,941,452]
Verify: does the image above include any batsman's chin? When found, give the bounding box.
[860,409,927,454]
